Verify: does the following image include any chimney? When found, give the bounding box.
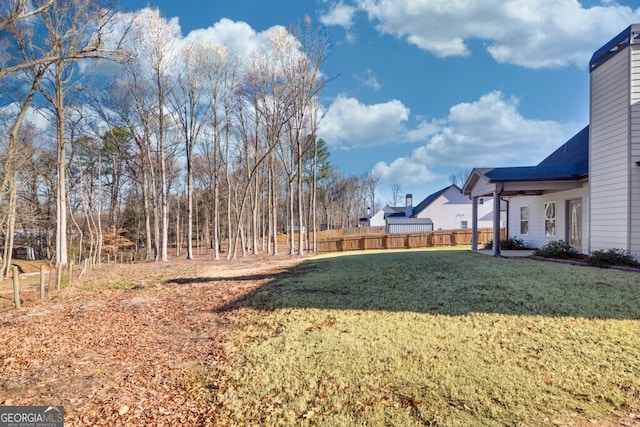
[405,193,413,217]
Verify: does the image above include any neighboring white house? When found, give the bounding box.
[384,185,500,233]
[462,24,640,258]
[368,205,405,227]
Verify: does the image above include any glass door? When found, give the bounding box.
[567,199,582,248]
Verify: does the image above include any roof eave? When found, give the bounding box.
[487,174,588,184]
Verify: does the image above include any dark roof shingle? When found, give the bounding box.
[485,125,589,182]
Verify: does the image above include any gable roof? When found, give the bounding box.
[412,185,460,215]
[483,125,589,183]
[387,185,462,219]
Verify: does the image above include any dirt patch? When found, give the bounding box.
[0,253,304,426]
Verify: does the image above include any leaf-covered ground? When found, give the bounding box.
[0,254,302,426]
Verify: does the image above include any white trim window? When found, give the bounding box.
[520,206,529,235]
[544,201,556,236]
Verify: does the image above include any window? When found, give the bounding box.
[460,220,468,229]
[544,202,556,236]
[520,206,529,235]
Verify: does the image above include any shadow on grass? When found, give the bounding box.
[214,250,640,320]
[167,273,279,286]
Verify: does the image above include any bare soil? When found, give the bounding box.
[0,253,304,426]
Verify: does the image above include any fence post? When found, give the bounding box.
[13,266,20,309]
[40,265,45,301]
[69,262,74,286]
[56,266,62,290]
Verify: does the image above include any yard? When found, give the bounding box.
[2,248,640,426]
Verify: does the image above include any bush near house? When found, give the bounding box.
[533,240,580,259]
[587,248,640,268]
[483,236,528,250]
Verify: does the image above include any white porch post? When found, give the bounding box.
[471,196,479,251]
[493,188,501,257]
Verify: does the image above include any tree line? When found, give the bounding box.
[0,0,382,277]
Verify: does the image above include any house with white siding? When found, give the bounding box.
[462,24,640,258]
[385,185,499,233]
[368,205,404,227]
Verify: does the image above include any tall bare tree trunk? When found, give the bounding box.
[55,61,68,268]
[0,73,40,279]
[158,80,168,262]
[297,142,304,256]
[2,183,17,280]
[96,151,103,266]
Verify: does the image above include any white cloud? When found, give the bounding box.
[357,68,382,90]
[372,157,439,185]
[184,18,282,61]
[116,11,291,76]
[318,95,410,147]
[0,103,51,133]
[419,91,572,166]
[343,0,640,68]
[370,91,578,189]
[320,2,357,28]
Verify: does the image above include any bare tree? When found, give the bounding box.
[0,0,53,34]
[25,0,129,268]
[0,69,44,279]
[167,41,212,260]
[390,182,403,206]
[449,169,471,188]
[362,172,380,215]
[285,18,329,255]
[133,7,176,261]
[100,73,158,261]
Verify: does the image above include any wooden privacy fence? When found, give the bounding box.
[316,228,503,253]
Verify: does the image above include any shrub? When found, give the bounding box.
[501,237,527,250]
[483,236,527,250]
[533,240,579,259]
[587,248,640,268]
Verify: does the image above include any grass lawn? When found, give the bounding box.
[190,249,640,426]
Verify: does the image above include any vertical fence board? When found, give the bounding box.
[316,228,500,253]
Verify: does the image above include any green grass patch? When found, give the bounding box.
[205,249,640,426]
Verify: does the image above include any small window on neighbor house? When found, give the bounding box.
[520,206,529,235]
[544,201,556,236]
[479,198,484,205]
[460,220,468,229]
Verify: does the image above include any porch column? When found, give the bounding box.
[471,196,479,251]
[493,188,501,257]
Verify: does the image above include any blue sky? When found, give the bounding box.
[120,0,640,205]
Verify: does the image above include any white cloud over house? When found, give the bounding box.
[320,91,578,189]
[321,0,640,68]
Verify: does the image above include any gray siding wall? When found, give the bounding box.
[386,224,433,233]
[590,47,630,252]
[631,44,640,256]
